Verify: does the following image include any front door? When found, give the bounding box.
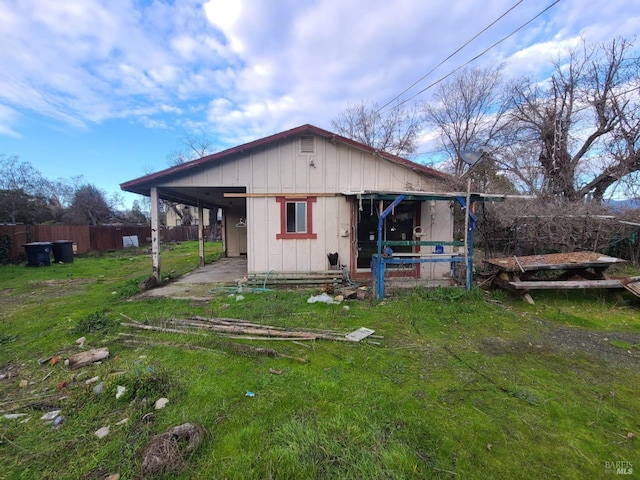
[355,199,416,271]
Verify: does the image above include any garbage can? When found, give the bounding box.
[23,242,52,267]
[52,240,74,263]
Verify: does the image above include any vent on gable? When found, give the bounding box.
[300,135,315,153]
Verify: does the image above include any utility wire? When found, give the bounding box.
[377,0,526,113]
[379,0,561,115]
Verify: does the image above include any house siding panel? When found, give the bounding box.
[135,132,452,277]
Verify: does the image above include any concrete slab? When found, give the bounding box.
[139,257,247,300]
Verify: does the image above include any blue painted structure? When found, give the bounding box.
[371,193,478,300]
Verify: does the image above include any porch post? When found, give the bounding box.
[197,204,205,267]
[150,187,161,283]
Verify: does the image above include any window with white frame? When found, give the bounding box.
[286,201,307,233]
[276,196,317,239]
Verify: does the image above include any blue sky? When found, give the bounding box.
[0,0,638,209]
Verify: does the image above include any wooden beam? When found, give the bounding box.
[223,193,340,198]
[507,279,623,290]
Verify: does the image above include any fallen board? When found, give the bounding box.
[345,327,375,342]
[621,276,640,298]
[506,279,623,290]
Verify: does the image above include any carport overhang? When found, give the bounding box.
[121,183,247,211]
[121,180,249,284]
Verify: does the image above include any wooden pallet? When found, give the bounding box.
[246,270,344,287]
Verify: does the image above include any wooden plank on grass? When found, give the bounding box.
[507,279,622,290]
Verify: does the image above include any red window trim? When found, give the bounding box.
[276,196,317,239]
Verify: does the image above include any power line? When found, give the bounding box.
[380,0,562,115]
[377,0,526,113]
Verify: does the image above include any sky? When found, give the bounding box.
[0,0,638,209]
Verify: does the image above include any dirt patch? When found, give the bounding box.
[133,283,218,300]
[0,279,91,313]
[480,323,640,368]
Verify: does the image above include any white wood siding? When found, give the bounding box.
[157,135,451,275]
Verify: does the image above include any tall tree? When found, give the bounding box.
[331,100,423,157]
[423,64,511,177]
[508,38,640,201]
[64,184,113,225]
[0,155,51,223]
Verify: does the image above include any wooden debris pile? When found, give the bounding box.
[121,316,377,343]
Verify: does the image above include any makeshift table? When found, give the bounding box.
[484,251,627,303]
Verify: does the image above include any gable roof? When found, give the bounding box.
[120,124,451,196]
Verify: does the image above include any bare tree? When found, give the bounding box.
[164,132,216,224]
[167,131,216,166]
[423,64,512,177]
[331,100,423,157]
[0,155,51,222]
[508,38,640,201]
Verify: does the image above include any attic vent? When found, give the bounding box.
[300,135,315,153]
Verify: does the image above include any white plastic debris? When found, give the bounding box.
[41,410,61,421]
[3,413,28,420]
[95,426,110,438]
[115,385,126,399]
[154,397,169,410]
[307,293,340,304]
[85,376,100,384]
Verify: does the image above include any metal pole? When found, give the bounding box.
[464,177,471,290]
[375,194,405,300]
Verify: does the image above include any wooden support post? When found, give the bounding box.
[198,204,205,267]
[150,187,161,283]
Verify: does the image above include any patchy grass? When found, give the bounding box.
[0,242,638,479]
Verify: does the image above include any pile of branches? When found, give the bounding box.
[121,316,361,342]
[476,199,640,264]
[142,423,204,477]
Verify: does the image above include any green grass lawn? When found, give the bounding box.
[1,242,638,479]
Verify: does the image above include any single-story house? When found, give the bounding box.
[121,124,488,289]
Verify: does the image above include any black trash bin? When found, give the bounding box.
[52,240,74,263]
[23,242,52,267]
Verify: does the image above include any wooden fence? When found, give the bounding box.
[0,224,213,261]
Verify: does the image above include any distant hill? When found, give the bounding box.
[606,198,639,210]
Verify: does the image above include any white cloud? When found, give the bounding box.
[0,0,637,147]
[0,104,21,138]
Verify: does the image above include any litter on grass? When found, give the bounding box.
[41,410,61,421]
[3,413,29,420]
[307,293,340,304]
[155,397,169,410]
[115,385,126,399]
[345,327,376,342]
